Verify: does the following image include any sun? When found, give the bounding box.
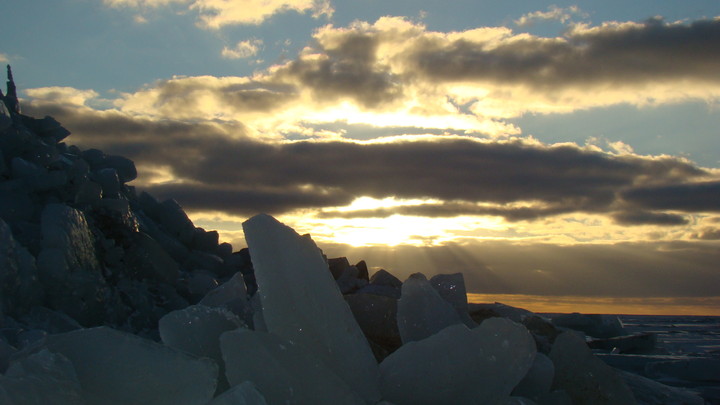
[289,196,508,247]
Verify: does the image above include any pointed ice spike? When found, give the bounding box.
[242,214,381,403]
[4,65,20,114]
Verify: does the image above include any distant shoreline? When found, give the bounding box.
[467,293,720,316]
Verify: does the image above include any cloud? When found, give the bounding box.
[24,87,100,107]
[19,15,720,231]
[192,0,333,28]
[115,75,298,126]
[408,17,720,90]
[515,5,588,26]
[620,181,720,212]
[103,0,188,7]
[143,183,354,215]
[221,39,263,59]
[96,15,720,143]
[611,211,689,226]
[317,202,575,222]
[104,0,333,27]
[0,53,9,64]
[21,99,717,225]
[691,227,720,240]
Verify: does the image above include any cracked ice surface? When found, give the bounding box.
[242,214,380,403]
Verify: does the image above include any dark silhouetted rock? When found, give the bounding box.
[369,268,402,288]
[327,256,350,279]
[522,315,562,353]
[355,260,369,281]
[345,293,401,361]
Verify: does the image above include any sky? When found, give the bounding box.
[2,0,720,315]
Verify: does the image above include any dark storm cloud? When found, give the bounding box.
[142,183,354,216]
[620,181,720,212]
[25,102,714,222]
[165,137,704,216]
[317,201,575,222]
[278,32,403,108]
[410,17,720,87]
[22,103,244,159]
[612,210,689,226]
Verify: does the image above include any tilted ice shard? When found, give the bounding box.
[242,214,380,403]
[43,326,218,405]
[220,328,366,405]
[199,271,252,325]
[429,273,477,327]
[396,273,462,343]
[549,331,637,405]
[512,352,554,400]
[159,304,245,393]
[379,318,536,405]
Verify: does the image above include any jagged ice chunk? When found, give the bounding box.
[242,214,380,403]
[550,331,637,404]
[379,318,536,405]
[42,326,218,405]
[220,328,366,405]
[159,304,245,393]
[396,273,462,343]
